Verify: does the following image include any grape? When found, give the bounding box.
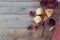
[48,18,56,26]
[29,11,35,17]
[46,2,58,8]
[27,24,38,30]
[27,24,33,30]
[33,26,38,30]
[40,0,47,6]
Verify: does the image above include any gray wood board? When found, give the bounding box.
[0,0,59,2]
[0,1,59,40]
[0,0,39,2]
[0,2,40,15]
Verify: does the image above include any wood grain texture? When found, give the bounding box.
[0,1,59,40]
[0,2,40,15]
[0,2,40,28]
[0,0,59,2]
[0,0,39,2]
[0,15,33,28]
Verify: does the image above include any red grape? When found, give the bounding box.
[48,18,56,26]
[32,26,38,30]
[27,24,38,30]
[29,11,35,17]
[40,0,47,6]
[46,2,58,8]
[27,24,33,30]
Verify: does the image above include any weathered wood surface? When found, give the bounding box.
[0,2,40,28]
[0,0,39,2]
[0,0,59,40]
[0,0,59,2]
[0,2,40,15]
[0,2,45,40]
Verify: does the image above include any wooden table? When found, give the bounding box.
[0,0,59,40]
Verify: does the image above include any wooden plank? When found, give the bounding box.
[0,28,44,40]
[0,1,59,40]
[0,0,39,2]
[0,0,59,2]
[0,2,59,15]
[0,2,40,15]
[0,15,33,28]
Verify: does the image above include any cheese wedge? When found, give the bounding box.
[36,8,44,15]
[34,16,42,24]
[45,9,54,17]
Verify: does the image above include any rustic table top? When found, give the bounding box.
[0,0,59,40]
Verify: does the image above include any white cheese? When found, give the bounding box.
[36,8,44,15]
[45,9,54,17]
[34,16,42,24]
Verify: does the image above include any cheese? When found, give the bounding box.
[45,9,54,17]
[34,16,42,24]
[36,8,44,15]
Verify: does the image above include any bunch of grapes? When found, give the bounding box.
[40,0,58,8]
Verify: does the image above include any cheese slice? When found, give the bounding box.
[34,16,42,24]
[36,8,44,15]
[45,9,54,17]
